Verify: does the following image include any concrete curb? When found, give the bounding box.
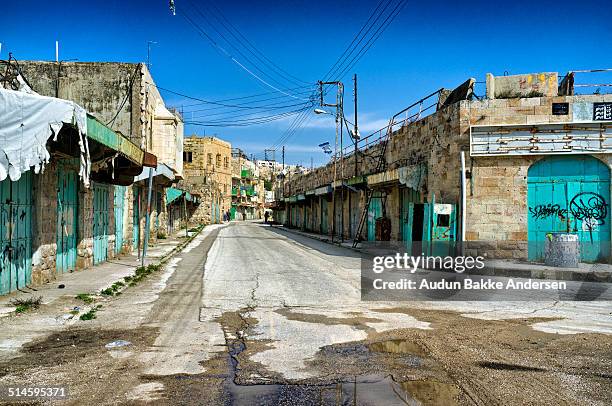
[271,225,612,283]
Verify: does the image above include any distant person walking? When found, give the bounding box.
[264,211,270,224]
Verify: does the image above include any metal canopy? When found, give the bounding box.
[470,122,612,156]
[87,115,144,165]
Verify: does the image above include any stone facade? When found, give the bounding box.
[461,93,612,259]
[278,72,612,262]
[14,61,181,290]
[181,136,232,224]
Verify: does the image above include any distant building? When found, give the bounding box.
[180,136,232,224]
[232,153,265,220]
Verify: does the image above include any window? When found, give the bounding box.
[216,153,222,167]
[223,157,229,168]
[207,153,213,165]
[437,214,450,227]
[183,151,193,163]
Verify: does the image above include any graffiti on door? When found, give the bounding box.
[529,204,567,220]
[527,155,611,262]
[569,192,608,226]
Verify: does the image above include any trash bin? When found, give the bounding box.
[545,233,580,268]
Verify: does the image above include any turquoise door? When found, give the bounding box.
[114,186,125,255]
[0,173,33,294]
[528,156,611,262]
[133,186,140,250]
[93,183,109,265]
[367,193,383,241]
[431,203,457,257]
[401,188,421,246]
[57,163,78,273]
[321,199,329,234]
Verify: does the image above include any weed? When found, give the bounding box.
[10,296,42,313]
[75,293,94,304]
[69,310,80,316]
[79,305,102,321]
[100,288,114,296]
[124,276,133,283]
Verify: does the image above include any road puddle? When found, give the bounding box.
[227,374,460,405]
[368,339,426,357]
[398,379,461,405]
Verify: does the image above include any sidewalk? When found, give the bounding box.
[271,224,612,283]
[0,228,198,318]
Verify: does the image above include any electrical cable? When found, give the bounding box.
[178,4,310,101]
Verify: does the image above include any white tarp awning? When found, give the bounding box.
[0,87,90,186]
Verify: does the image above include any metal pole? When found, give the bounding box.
[184,193,188,238]
[141,168,154,267]
[354,74,359,178]
[137,187,141,260]
[460,151,467,255]
[339,83,344,243]
[331,87,338,243]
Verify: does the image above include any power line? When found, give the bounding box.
[334,0,409,81]
[181,88,316,113]
[187,101,312,121]
[184,0,303,91]
[203,0,311,87]
[179,85,315,109]
[185,105,311,127]
[321,0,390,81]
[178,2,310,101]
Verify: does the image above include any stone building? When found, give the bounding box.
[232,150,265,220]
[19,60,184,245]
[277,71,612,263]
[0,62,148,295]
[180,136,232,224]
[1,60,182,294]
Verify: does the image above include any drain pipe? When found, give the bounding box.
[460,151,467,253]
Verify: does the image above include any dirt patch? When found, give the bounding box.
[364,308,612,406]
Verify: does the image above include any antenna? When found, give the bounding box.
[147,41,157,70]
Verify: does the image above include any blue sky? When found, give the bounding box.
[2,0,611,165]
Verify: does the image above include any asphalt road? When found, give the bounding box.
[0,221,610,405]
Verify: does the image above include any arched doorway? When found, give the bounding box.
[527,155,610,262]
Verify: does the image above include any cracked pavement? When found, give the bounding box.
[0,221,610,405]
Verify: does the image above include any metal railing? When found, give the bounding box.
[341,88,443,158]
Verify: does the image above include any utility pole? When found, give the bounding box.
[318,80,344,243]
[354,74,359,178]
[282,146,286,225]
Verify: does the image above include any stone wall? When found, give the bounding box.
[18,61,145,146]
[280,85,612,258]
[181,136,232,224]
[461,93,612,259]
[31,162,58,285]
